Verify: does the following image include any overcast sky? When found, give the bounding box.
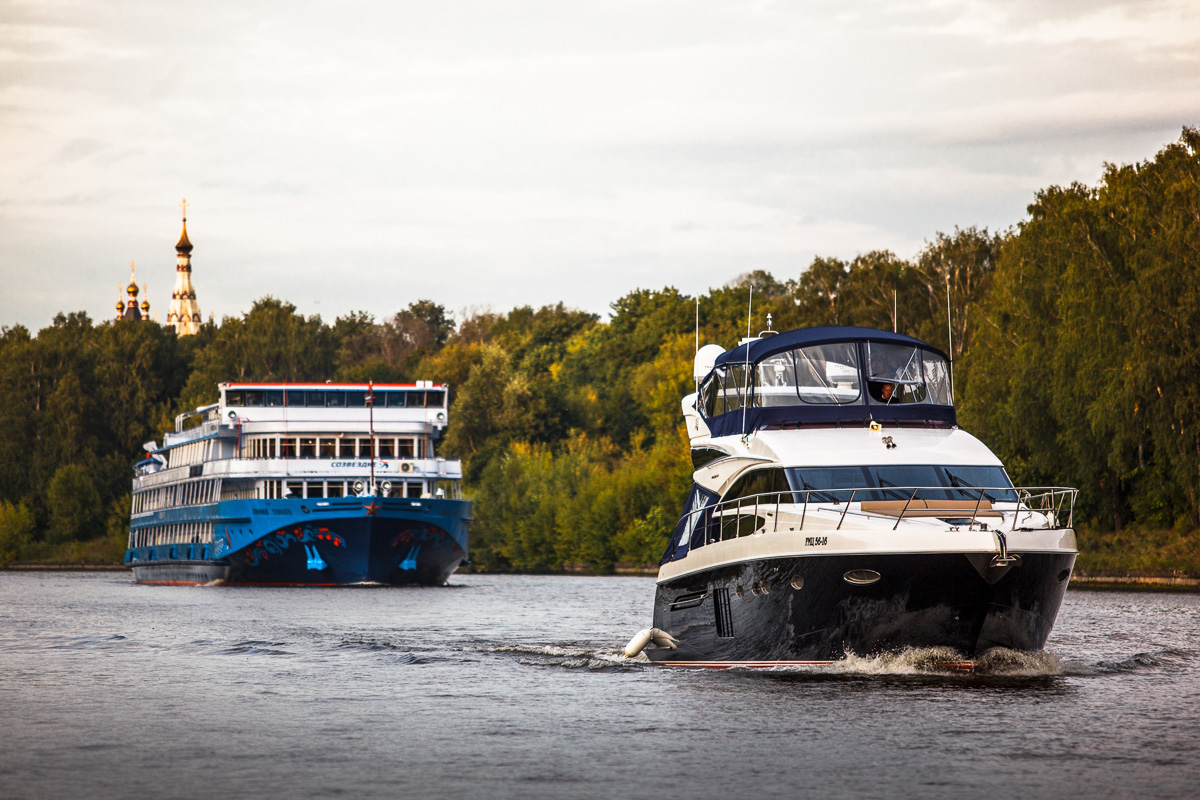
[2,0,1198,331]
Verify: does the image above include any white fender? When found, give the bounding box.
[624,627,679,658]
[650,628,679,649]
[624,628,653,658]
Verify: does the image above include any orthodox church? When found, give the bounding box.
[115,200,203,335]
[166,201,202,335]
[116,262,151,321]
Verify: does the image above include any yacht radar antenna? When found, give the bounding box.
[742,283,753,436]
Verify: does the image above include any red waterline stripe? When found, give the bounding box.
[657,659,978,671]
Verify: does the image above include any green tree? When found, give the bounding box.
[45,464,101,546]
[0,500,35,563]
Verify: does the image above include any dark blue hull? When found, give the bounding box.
[647,551,1076,664]
[127,496,470,586]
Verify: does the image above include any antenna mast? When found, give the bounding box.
[893,289,898,333]
[742,284,753,436]
[946,277,955,401]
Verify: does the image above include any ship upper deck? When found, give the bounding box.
[161,382,449,449]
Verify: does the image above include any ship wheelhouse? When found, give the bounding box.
[697,326,955,436]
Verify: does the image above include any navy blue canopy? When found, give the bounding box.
[714,325,948,368]
[702,326,955,436]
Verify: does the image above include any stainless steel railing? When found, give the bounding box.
[674,485,1078,547]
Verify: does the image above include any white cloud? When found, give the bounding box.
[0,0,1198,330]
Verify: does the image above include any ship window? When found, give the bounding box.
[345,391,367,407]
[286,389,306,407]
[244,391,264,407]
[325,392,345,408]
[265,390,284,407]
[226,390,245,406]
[359,438,374,458]
[723,468,792,505]
[306,391,325,407]
[307,481,325,498]
[398,439,415,459]
[425,390,444,407]
[406,391,424,408]
[785,465,1016,503]
[377,391,399,407]
[286,481,303,498]
[319,438,336,458]
[923,351,952,405]
[268,438,277,458]
[691,447,729,470]
[299,438,316,458]
[700,374,720,417]
[753,343,861,407]
[865,343,950,406]
[377,438,395,458]
[721,364,750,414]
[327,482,344,498]
[280,437,296,458]
[405,481,423,498]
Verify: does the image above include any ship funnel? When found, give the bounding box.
[694,344,725,380]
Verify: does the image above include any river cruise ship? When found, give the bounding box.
[629,326,1077,666]
[124,382,470,586]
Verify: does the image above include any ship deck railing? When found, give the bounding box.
[681,485,1077,546]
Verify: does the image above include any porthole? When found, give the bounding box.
[844,569,881,586]
[790,576,805,590]
[751,583,762,596]
[735,585,745,599]
[1056,569,1071,584]
[760,581,770,594]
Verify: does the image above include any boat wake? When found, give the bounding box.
[1061,647,1195,677]
[832,646,1061,676]
[471,642,642,671]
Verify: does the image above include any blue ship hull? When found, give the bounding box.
[126,496,470,586]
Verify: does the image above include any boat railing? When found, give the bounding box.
[679,485,1077,546]
[164,418,221,446]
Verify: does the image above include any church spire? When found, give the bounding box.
[167,199,202,335]
[176,198,193,254]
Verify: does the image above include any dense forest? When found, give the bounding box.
[2,129,1198,571]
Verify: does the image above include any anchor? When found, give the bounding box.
[399,545,421,571]
[305,544,328,571]
[991,531,1021,567]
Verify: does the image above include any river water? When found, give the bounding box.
[0,572,1196,799]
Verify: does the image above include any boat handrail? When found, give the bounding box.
[676,485,1077,546]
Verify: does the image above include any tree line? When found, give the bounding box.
[1,128,1197,570]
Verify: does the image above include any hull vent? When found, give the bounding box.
[714,587,734,638]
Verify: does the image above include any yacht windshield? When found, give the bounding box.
[751,343,862,407]
[785,465,1015,503]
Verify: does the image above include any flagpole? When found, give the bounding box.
[368,381,375,494]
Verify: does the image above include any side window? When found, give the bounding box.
[700,374,720,417]
[723,468,790,504]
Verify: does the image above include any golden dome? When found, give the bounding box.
[176,200,193,254]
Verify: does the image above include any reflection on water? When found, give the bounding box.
[0,573,1197,799]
